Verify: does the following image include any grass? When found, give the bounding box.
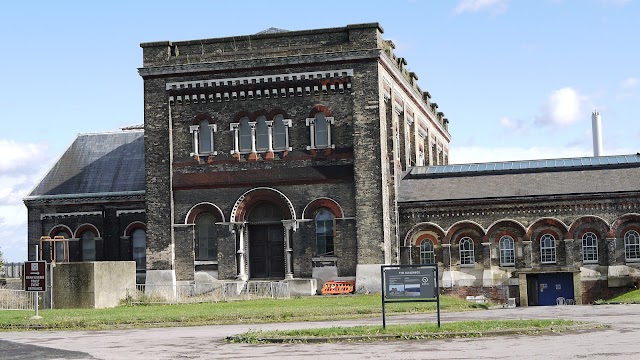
[0,294,488,331]
[230,319,578,343]
[598,288,640,304]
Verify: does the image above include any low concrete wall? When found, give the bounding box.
[53,262,136,309]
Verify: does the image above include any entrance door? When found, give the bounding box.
[249,224,285,279]
[536,272,575,306]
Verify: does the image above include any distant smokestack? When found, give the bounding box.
[592,111,603,157]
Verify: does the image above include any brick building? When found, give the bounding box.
[399,155,640,305]
[25,22,639,303]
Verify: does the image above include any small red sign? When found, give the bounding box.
[24,261,46,292]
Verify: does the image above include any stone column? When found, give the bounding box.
[482,242,492,268]
[606,238,618,265]
[564,239,575,267]
[235,223,247,281]
[522,241,533,268]
[441,244,451,267]
[282,220,295,279]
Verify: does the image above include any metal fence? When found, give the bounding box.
[0,289,36,310]
[125,281,290,305]
[1,262,24,279]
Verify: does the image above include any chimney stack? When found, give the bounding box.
[592,111,603,157]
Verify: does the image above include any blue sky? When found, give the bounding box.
[1,0,638,262]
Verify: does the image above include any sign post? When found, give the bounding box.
[381,264,440,329]
[24,260,46,319]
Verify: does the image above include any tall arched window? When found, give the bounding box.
[459,237,474,265]
[51,230,71,263]
[239,117,252,152]
[420,240,435,264]
[196,213,218,261]
[273,114,287,150]
[198,119,213,154]
[80,230,96,261]
[624,230,640,261]
[132,229,146,271]
[315,112,329,148]
[582,232,598,263]
[315,209,334,256]
[540,234,556,264]
[499,236,515,266]
[255,115,269,151]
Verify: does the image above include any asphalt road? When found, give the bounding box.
[1,304,639,359]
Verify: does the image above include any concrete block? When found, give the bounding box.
[312,266,338,294]
[284,278,317,296]
[356,264,383,293]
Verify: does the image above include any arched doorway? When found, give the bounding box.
[247,202,285,279]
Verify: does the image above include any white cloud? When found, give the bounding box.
[0,139,54,262]
[534,87,583,127]
[453,0,509,15]
[499,116,528,134]
[620,77,638,89]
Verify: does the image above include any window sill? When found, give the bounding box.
[460,263,475,268]
[191,152,218,157]
[583,260,599,264]
[306,144,335,150]
[195,261,218,266]
[500,263,515,267]
[624,258,640,263]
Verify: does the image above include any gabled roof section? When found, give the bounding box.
[400,154,640,203]
[27,131,144,198]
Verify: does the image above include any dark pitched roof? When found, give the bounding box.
[27,131,144,198]
[400,154,640,203]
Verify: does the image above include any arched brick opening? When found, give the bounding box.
[568,215,610,240]
[309,104,332,118]
[48,224,72,238]
[486,219,526,244]
[302,197,344,219]
[192,113,213,125]
[526,217,569,241]
[123,221,146,237]
[611,213,640,238]
[231,187,295,222]
[446,220,485,244]
[403,222,446,246]
[74,223,101,238]
[185,202,225,224]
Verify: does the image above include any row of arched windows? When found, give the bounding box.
[191,110,334,157]
[45,224,146,271]
[416,229,640,266]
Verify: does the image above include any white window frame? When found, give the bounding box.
[459,237,475,266]
[624,230,640,262]
[306,115,335,150]
[582,232,599,263]
[190,123,217,156]
[420,240,435,264]
[499,235,515,266]
[540,234,557,264]
[231,117,292,155]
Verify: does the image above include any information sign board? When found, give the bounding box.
[384,267,435,299]
[24,261,46,292]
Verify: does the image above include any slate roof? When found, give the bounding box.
[400,154,640,203]
[27,130,144,198]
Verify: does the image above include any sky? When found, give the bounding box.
[1,0,638,262]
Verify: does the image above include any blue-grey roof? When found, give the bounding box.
[400,154,640,202]
[408,154,640,178]
[28,131,144,198]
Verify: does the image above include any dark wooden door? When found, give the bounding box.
[249,224,285,279]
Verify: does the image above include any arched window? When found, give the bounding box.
[132,229,146,271]
[459,237,474,265]
[420,240,435,264]
[306,111,334,150]
[499,235,515,266]
[540,234,556,264]
[196,213,218,261]
[255,115,269,151]
[80,230,96,261]
[624,230,640,261]
[273,114,288,151]
[190,118,216,156]
[51,230,71,263]
[582,232,598,263]
[315,112,329,148]
[239,117,252,152]
[315,209,334,256]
